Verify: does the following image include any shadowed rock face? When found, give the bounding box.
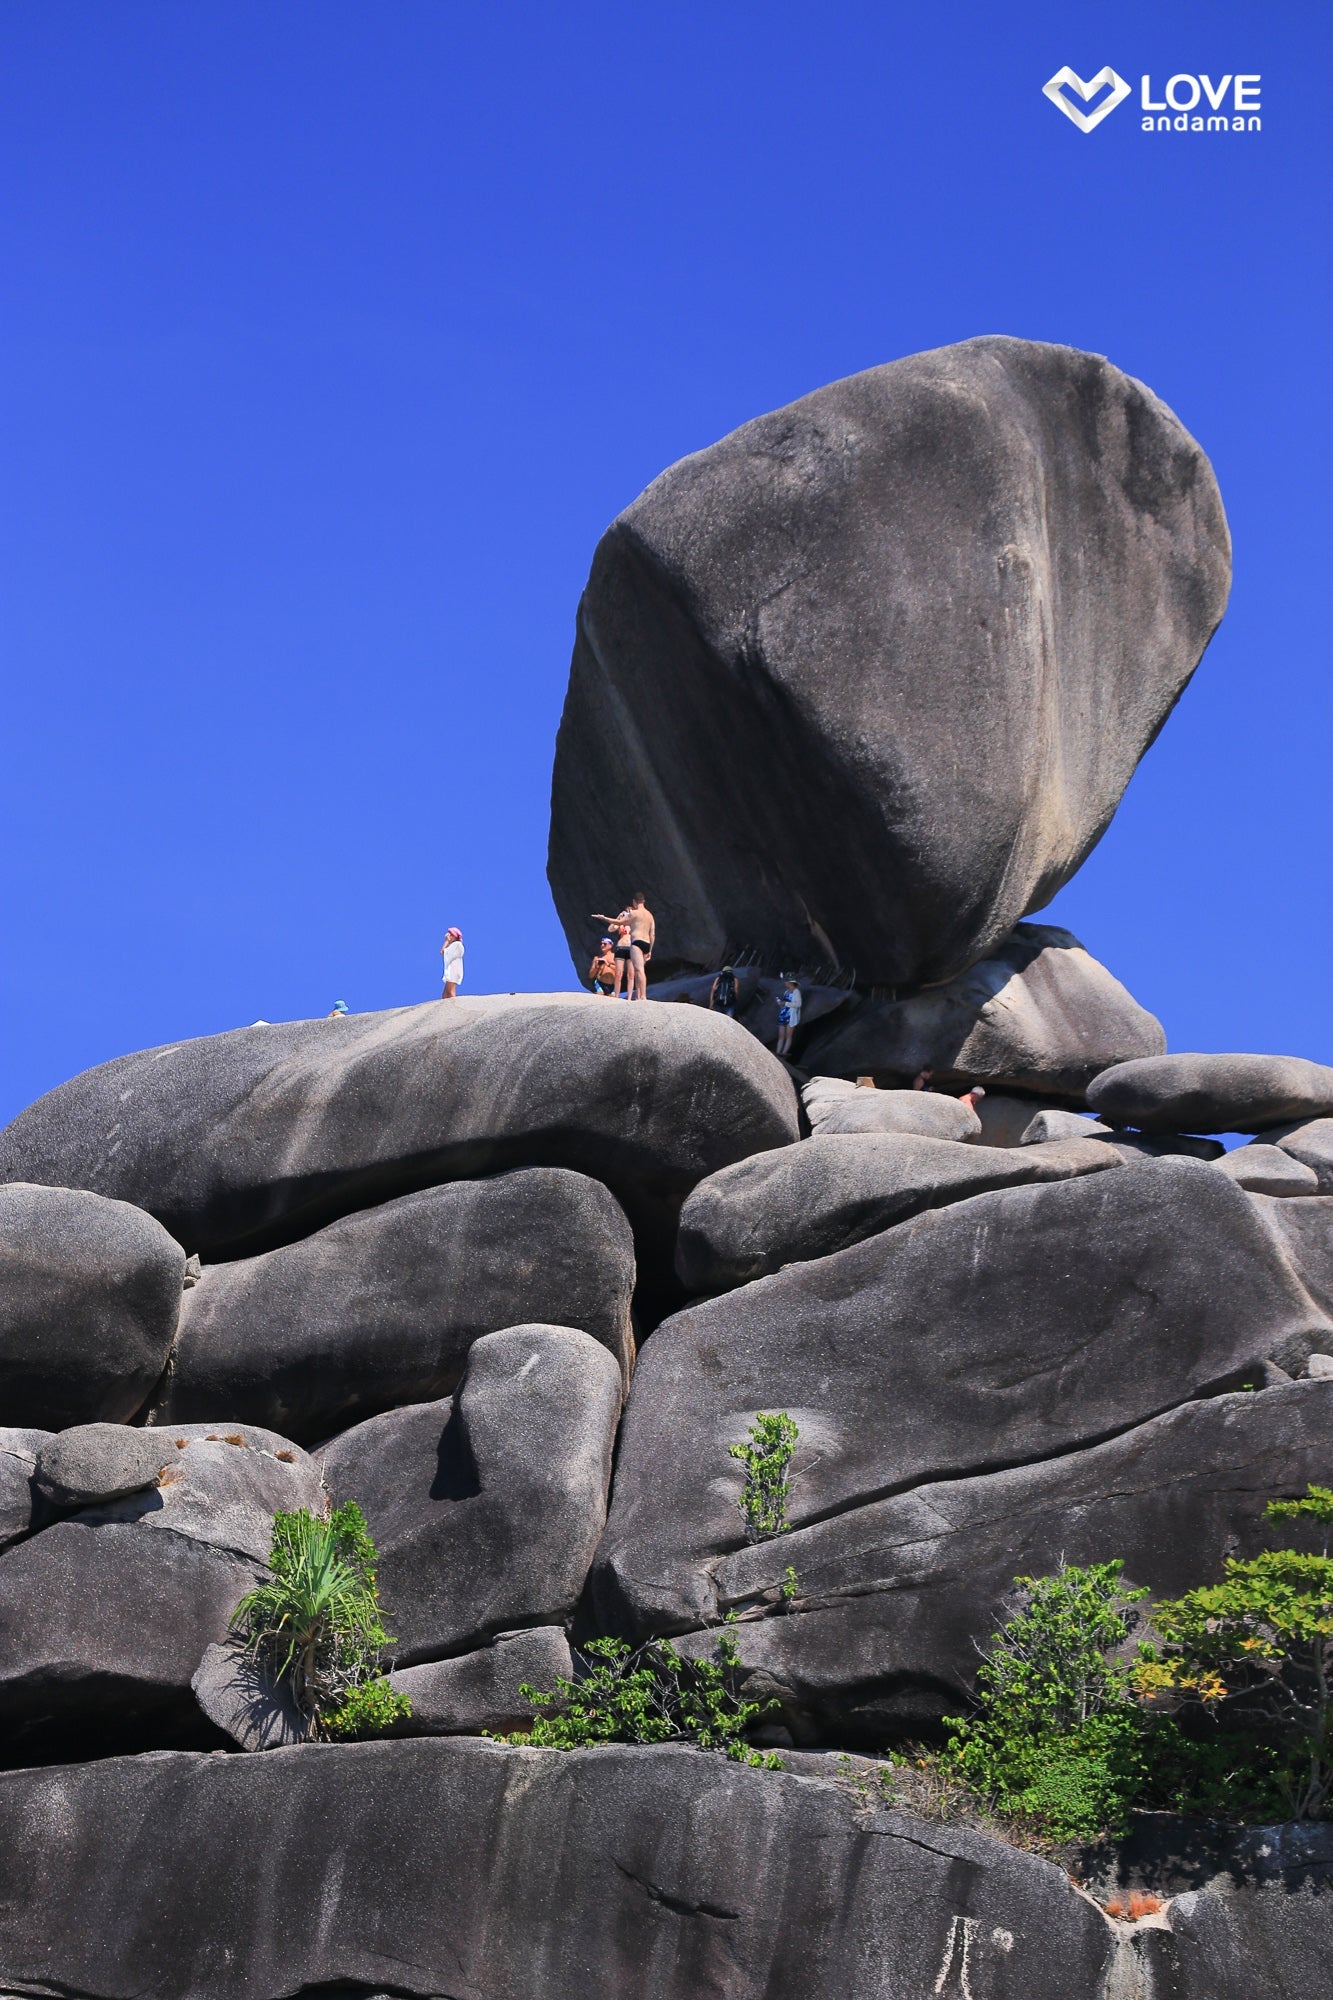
[317,1325,623,1665]
[0,1001,798,1306]
[548,337,1230,987]
[593,1160,1331,1640]
[0,1183,185,1430]
[0,1738,1324,2000]
[0,1426,322,1762]
[799,925,1165,1096]
[0,1738,1118,2000]
[153,1169,636,1443]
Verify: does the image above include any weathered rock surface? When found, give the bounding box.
[0,1428,44,1550]
[318,1326,621,1665]
[0,1182,184,1429]
[0,1000,799,1274]
[1252,1195,1333,1321]
[1088,1051,1333,1135]
[191,1637,307,1751]
[676,1131,1120,1293]
[388,1627,573,1736]
[0,1521,256,1758]
[1264,1116,1333,1191]
[800,925,1165,1096]
[152,1169,635,1443]
[0,1427,322,1759]
[1215,1144,1319,1197]
[548,337,1230,989]
[676,1382,1333,1737]
[802,1079,981,1141]
[1020,1106,1113,1144]
[33,1422,183,1507]
[969,1091,1049,1147]
[593,1161,1332,1639]
[1100,1132,1225,1164]
[0,1738,1122,2000]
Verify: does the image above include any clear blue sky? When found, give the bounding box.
[2,1,1329,1125]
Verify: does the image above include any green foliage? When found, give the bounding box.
[1133,1716,1292,1823]
[231,1502,409,1740]
[943,1561,1149,1840]
[729,1412,798,1541]
[780,1564,799,1605]
[1267,1484,1333,1530]
[1135,1518,1333,1819]
[323,1676,412,1739]
[505,1631,783,1767]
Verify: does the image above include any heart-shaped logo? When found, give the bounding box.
[1042,65,1131,133]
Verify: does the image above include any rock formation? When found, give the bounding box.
[4,343,1331,1998]
[548,337,1230,989]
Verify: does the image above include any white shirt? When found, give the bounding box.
[442,941,465,985]
[782,986,802,1023]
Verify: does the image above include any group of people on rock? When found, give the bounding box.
[586,894,655,1001]
[706,963,803,1057]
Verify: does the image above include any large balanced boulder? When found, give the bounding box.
[593,1160,1331,1640]
[317,1325,622,1664]
[0,1000,799,1283]
[0,1183,184,1429]
[1088,1052,1333,1135]
[0,1425,322,1759]
[547,337,1230,989]
[0,1738,1122,2000]
[676,1130,1120,1293]
[153,1169,635,1442]
[799,925,1165,1096]
[676,1380,1333,1739]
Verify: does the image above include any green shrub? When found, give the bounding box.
[729,1412,798,1541]
[505,1630,783,1766]
[943,1561,1149,1840]
[324,1675,411,1740]
[1134,1486,1333,1819]
[231,1501,410,1740]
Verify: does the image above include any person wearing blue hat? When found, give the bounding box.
[327,999,350,1018]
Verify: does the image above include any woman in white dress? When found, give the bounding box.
[440,927,464,998]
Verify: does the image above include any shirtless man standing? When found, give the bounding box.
[620,893,654,999]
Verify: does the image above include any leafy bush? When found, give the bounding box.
[506,1630,783,1766]
[324,1675,412,1740]
[1134,1486,1333,1818]
[730,1412,798,1541]
[231,1502,410,1740]
[942,1561,1149,1841]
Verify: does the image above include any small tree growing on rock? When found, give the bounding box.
[231,1501,410,1740]
[730,1412,799,1542]
[1134,1485,1333,1819]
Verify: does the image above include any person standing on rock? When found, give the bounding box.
[621,894,654,1000]
[776,978,802,1058]
[440,928,464,999]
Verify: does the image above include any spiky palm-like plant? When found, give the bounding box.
[230,1502,408,1738]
